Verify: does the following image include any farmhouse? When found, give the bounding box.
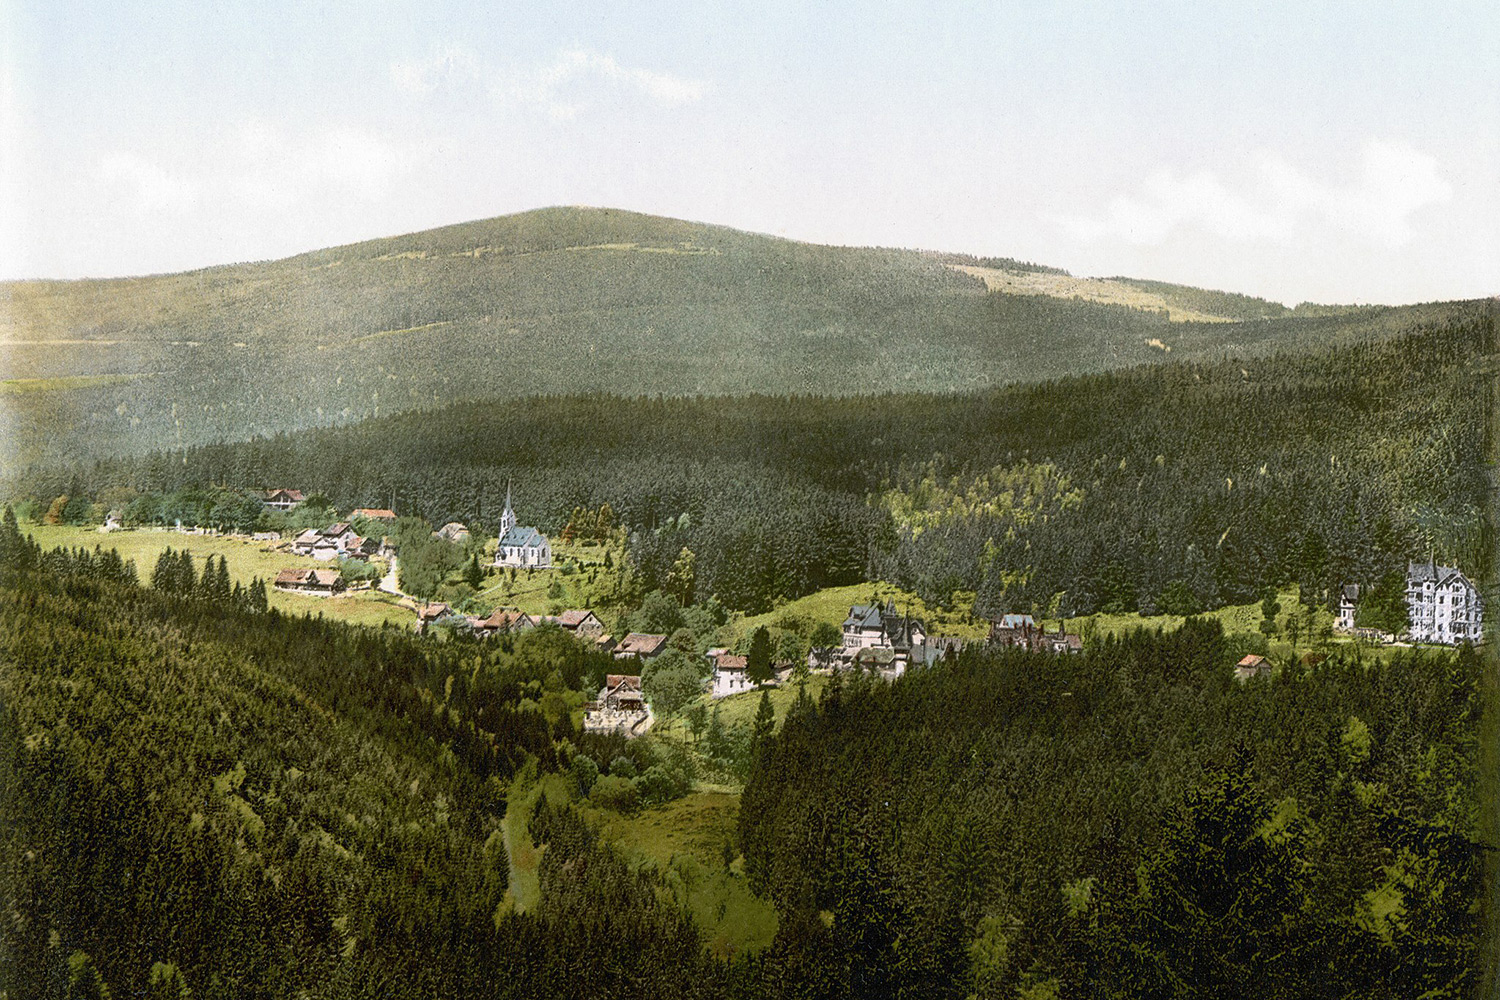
[1234,654,1270,681]
[540,609,606,639]
[613,632,669,660]
[493,486,552,569]
[273,567,344,596]
[291,522,362,560]
[709,651,752,698]
[263,489,305,511]
[470,608,537,637]
[1406,560,1483,644]
[583,674,650,734]
[435,522,471,544]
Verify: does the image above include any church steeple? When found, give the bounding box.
[499,480,517,538]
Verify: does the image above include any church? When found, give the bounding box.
[493,485,552,569]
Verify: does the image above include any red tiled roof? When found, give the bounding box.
[714,653,748,671]
[1237,654,1266,667]
[554,609,597,627]
[418,602,451,621]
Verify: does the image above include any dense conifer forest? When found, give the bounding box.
[16,307,1492,618]
[741,628,1485,997]
[0,512,1485,997]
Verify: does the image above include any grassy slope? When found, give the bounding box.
[22,523,415,627]
[3,206,1476,472]
[584,793,778,958]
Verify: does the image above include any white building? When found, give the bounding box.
[493,485,552,569]
[1406,560,1483,644]
[709,650,752,698]
[1336,585,1359,631]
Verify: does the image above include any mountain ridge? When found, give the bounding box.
[0,206,1484,472]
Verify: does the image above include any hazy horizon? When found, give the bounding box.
[3,2,1497,305]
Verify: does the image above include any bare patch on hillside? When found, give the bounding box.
[949,265,1233,323]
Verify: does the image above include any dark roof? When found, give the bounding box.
[1407,561,1472,588]
[606,674,642,690]
[499,525,547,548]
[1341,584,1360,601]
[844,604,884,629]
[275,568,313,585]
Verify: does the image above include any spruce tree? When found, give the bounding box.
[747,626,774,685]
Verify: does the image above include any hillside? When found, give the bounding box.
[0,206,1477,472]
[16,306,1492,619]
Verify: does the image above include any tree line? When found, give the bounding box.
[12,310,1489,622]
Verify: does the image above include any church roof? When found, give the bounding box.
[500,525,547,548]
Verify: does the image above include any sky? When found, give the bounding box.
[2,1,1497,304]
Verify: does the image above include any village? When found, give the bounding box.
[69,482,1487,740]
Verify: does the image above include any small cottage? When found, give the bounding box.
[613,632,669,660]
[273,567,344,596]
[1234,654,1270,681]
[583,674,650,734]
[710,652,752,698]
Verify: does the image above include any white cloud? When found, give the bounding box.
[95,124,420,235]
[391,45,483,98]
[392,45,708,119]
[98,151,201,214]
[1059,141,1452,249]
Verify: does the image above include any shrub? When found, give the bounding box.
[589,774,639,813]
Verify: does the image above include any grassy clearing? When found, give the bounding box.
[948,264,1232,323]
[0,372,158,394]
[585,792,777,958]
[21,523,415,628]
[732,580,986,644]
[466,539,624,619]
[499,770,574,916]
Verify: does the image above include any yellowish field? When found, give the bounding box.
[950,264,1231,323]
[0,372,159,394]
[22,523,416,628]
[585,792,777,957]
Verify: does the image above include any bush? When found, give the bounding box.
[570,754,600,795]
[608,755,637,779]
[635,763,689,805]
[589,774,639,813]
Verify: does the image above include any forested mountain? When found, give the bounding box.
[0,206,1478,471]
[1,520,1483,997]
[0,518,725,998]
[741,626,1484,997]
[19,304,1491,617]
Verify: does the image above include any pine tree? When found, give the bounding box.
[747,626,774,685]
[751,690,776,752]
